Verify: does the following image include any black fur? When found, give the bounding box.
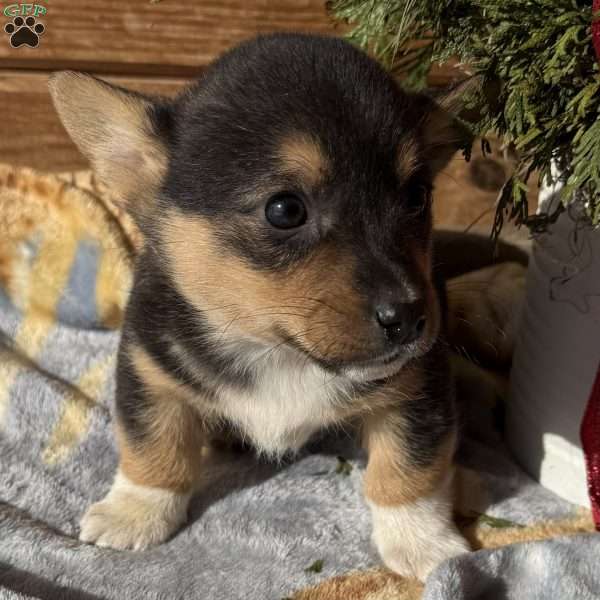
[147,35,435,286]
[403,341,455,468]
[117,33,460,462]
[115,345,154,443]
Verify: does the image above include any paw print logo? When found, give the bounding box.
[4,16,45,48]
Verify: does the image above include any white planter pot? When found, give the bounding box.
[508,181,600,507]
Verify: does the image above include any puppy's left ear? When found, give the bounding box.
[49,71,170,212]
[417,78,478,175]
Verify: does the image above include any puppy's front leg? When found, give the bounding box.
[80,344,205,550]
[363,403,469,580]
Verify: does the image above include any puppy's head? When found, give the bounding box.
[50,34,467,382]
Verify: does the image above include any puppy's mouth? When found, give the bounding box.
[300,342,424,382]
[338,347,413,382]
[277,325,434,383]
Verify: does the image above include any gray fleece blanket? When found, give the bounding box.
[0,165,599,600]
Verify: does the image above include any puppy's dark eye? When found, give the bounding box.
[265,194,307,229]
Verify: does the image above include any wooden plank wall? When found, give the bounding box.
[0,1,461,171]
[0,1,336,170]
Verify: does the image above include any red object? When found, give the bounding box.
[593,0,600,64]
[583,8,600,528]
[581,362,600,530]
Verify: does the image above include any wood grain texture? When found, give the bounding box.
[0,1,464,171]
[0,71,186,171]
[0,1,339,75]
[0,63,465,172]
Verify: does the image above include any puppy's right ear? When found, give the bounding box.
[49,71,170,213]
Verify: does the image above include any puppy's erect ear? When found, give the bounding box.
[49,71,169,210]
[417,78,478,176]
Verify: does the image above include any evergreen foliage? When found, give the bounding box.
[331,0,600,234]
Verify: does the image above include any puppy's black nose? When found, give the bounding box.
[375,300,426,345]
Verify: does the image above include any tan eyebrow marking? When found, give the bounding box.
[276,132,329,187]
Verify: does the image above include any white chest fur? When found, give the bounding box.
[211,344,353,457]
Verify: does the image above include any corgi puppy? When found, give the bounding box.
[50,33,471,580]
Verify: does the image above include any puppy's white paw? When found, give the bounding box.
[80,472,191,551]
[377,522,469,581]
[369,484,470,581]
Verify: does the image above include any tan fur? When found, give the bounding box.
[49,72,167,209]
[396,139,420,180]
[464,510,596,551]
[161,211,380,363]
[363,438,455,506]
[446,262,526,368]
[293,568,423,600]
[277,133,329,188]
[128,343,193,400]
[162,211,438,366]
[361,365,455,506]
[119,345,205,493]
